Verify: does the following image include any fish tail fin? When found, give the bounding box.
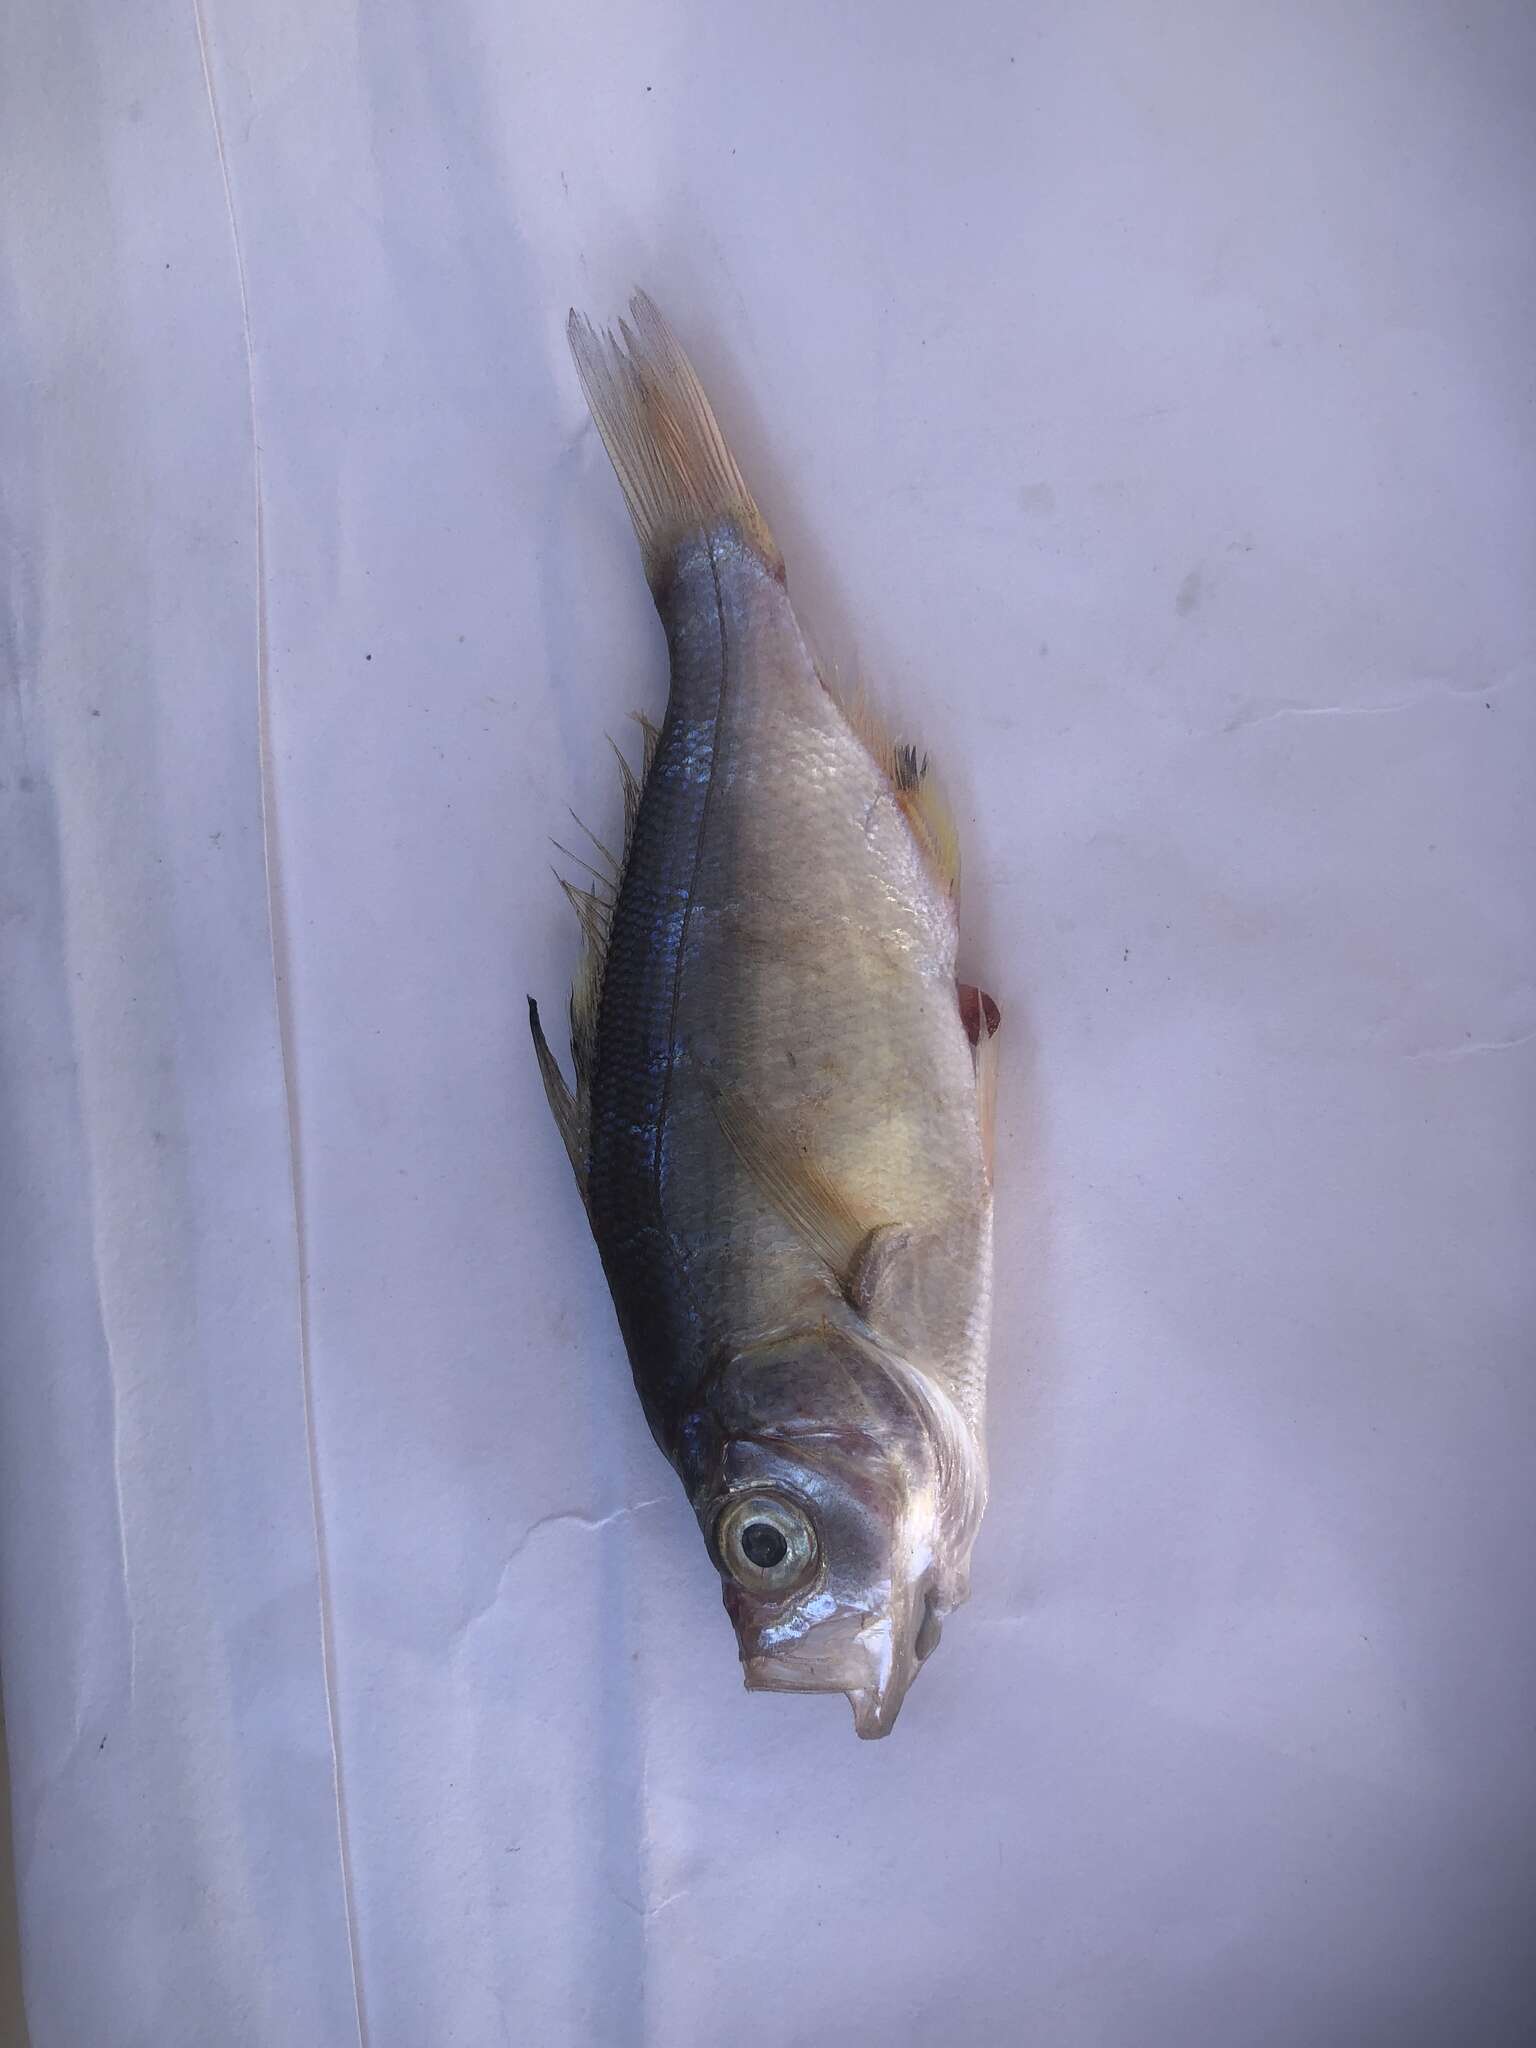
[567,292,782,587]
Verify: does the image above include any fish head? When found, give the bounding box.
[686,1325,984,1739]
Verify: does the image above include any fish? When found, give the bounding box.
[529,294,997,1738]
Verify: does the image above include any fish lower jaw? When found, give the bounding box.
[740,1654,906,1740]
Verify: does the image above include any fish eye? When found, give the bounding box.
[715,1493,818,1595]
[741,1522,788,1568]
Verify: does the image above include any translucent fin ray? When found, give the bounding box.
[959,984,1001,1183]
[532,715,658,1189]
[833,679,961,898]
[704,1080,892,1289]
[567,292,781,586]
[528,997,587,1197]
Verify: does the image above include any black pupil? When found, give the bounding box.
[741,1521,790,1570]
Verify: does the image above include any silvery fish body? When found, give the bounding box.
[530,296,998,1737]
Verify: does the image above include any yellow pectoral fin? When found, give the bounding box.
[847,1223,916,1317]
[703,1079,893,1291]
[701,1085,971,1349]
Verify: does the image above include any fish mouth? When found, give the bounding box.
[742,1652,915,1739]
[845,1683,909,1740]
[740,1607,919,1739]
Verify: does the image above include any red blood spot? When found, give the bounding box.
[957,983,1001,1046]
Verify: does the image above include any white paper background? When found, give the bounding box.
[3,3,1533,2044]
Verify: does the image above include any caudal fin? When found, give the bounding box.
[567,292,781,588]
